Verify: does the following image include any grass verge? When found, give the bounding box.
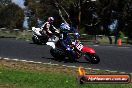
[0,59,132,88]
[0,30,130,45]
[0,30,32,41]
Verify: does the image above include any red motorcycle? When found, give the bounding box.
[72,40,100,64]
[50,39,100,64]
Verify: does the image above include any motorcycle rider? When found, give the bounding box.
[40,17,59,41]
[59,22,80,58]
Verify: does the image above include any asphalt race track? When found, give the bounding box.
[0,38,132,73]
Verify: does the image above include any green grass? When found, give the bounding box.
[16,30,32,41]
[0,30,17,38]
[0,30,32,41]
[0,30,129,45]
[0,59,132,88]
[0,68,77,88]
[0,68,132,88]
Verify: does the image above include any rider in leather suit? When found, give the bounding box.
[59,22,80,56]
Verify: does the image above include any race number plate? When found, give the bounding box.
[76,42,84,51]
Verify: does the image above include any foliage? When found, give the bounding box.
[0,3,24,29]
[0,0,11,6]
[118,31,125,39]
[0,0,132,37]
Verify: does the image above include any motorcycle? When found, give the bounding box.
[72,40,100,64]
[32,25,60,45]
[32,27,48,44]
[48,34,100,64]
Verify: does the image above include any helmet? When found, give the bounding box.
[60,23,70,31]
[48,17,54,22]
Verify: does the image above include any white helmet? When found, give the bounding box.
[60,23,70,31]
[48,17,54,22]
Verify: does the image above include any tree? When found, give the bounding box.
[0,3,24,29]
[26,0,93,29]
[24,0,28,6]
[0,0,11,6]
[25,0,132,39]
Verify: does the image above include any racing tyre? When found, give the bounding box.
[32,36,37,44]
[85,53,100,64]
[32,36,42,44]
[50,48,65,60]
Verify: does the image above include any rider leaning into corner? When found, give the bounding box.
[59,22,80,56]
[40,17,59,41]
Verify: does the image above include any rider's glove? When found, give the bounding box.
[75,33,79,35]
[74,33,80,39]
[66,46,71,51]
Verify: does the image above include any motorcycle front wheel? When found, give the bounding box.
[85,53,100,64]
[50,48,65,61]
[32,36,42,44]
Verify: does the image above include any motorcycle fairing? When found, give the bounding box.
[82,46,96,54]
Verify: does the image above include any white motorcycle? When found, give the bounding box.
[46,31,60,48]
[32,27,48,44]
